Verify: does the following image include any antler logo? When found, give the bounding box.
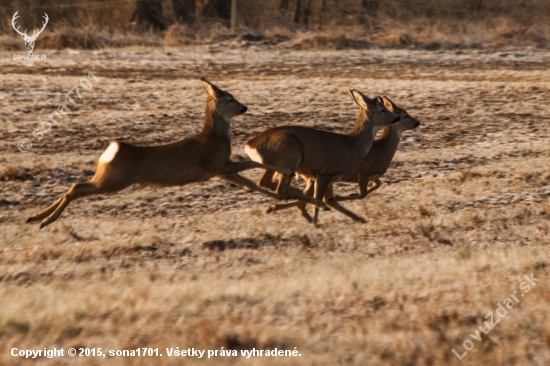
[11,11,49,54]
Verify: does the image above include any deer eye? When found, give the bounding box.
[229,99,234,103]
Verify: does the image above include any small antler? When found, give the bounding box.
[11,11,29,39]
[29,13,49,40]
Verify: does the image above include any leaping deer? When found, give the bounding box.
[12,11,49,54]
[245,90,400,227]
[27,79,324,230]
[265,97,421,224]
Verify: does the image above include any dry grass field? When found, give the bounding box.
[0,46,549,365]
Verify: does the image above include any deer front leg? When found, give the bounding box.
[332,177,381,202]
[326,200,366,223]
[220,161,293,177]
[322,183,365,222]
[218,173,280,200]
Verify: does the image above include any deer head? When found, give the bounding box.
[12,11,49,54]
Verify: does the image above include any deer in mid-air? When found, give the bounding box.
[11,11,49,54]
[266,96,420,224]
[245,90,400,226]
[27,79,322,229]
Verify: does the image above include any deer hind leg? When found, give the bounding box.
[296,179,317,223]
[225,159,326,210]
[34,182,109,230]
[311,175,333,227]
[26,197,65,223]
[266,200,312,223]
[295,178,314,222]
[266,178,315,223]
[275,174,293,196]
[257,169,278,191]
[364,178,382,197]
[266,200,306,214]
[311,181,329,225]
[273,173,327,210]
[219,169,317,212]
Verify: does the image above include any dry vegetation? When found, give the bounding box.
[1,0,550,52]
[1,36,550,366]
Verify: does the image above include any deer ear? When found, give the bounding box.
[350,89,369,109]
[201,78,223,98]
[382,96,397,111]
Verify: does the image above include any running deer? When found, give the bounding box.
[245,90,400,226]
[267,96,420,224]
[11,11,49,54]
[27,79,307,229]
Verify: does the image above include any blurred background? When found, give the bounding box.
[1,0,549,51]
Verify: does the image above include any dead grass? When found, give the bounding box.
[0,47,549,365]
[1,0,550,51]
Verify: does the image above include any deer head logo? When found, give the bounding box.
[11,11,49,54]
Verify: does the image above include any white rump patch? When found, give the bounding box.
[244,144,263,164]
[98,142,119,163]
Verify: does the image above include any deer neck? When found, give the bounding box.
[349,110,378,147]
[202,107,231,142]
[376,125,403,158]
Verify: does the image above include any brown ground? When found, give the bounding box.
[0,46,549,366]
